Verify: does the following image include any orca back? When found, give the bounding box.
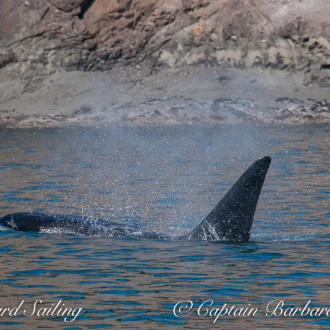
[0,157,271,242]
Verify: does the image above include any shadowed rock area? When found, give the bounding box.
[0,0,329,127]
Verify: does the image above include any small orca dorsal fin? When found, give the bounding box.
[182,156,271,242]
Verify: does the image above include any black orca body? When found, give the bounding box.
[0,156,271,242]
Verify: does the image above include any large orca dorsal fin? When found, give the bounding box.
[182,156,271,242]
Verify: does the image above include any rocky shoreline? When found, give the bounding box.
[0,0,329,127]
[1,66,329,128]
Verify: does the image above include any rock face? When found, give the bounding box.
[0,0,329,85]
[0,0,329,128]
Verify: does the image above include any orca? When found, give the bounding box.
[0,156,271,242]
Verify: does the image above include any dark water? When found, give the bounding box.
[0,125,329,329]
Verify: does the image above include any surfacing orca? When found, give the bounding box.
[0,156,271,242]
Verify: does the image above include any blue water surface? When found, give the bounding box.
[0,125,329,329]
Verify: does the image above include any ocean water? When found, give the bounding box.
[0,125,329,329]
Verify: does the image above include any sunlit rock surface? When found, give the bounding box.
[0,0,329,127]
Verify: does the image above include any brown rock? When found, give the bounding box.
[48,0,86,12]
[0,0,328,86]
